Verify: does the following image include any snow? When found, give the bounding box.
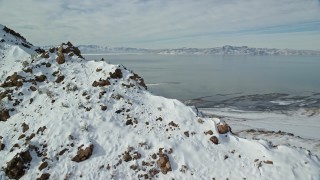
[1,24,320,180]
[200,107,320,156]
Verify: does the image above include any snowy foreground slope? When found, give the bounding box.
[1,25,320,180]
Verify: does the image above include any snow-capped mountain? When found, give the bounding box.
[1,25,320,180]
[75,44,320,56]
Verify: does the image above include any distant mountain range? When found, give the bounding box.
[72,45,320,56]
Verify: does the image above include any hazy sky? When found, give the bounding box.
[1,0,320,49]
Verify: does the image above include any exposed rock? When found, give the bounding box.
[37,173,50,180]
[71,144,94,162]
[264,160,273,165]
[38,161,48,171]
[22,123,29,133]
[210,136,219,144]
[184,131,189,137]
[205,130,213,135]
[0,109,10,121]
[73,47,82,58]
[126,119,133,126]
[40,52,49,58]
[3,26,27,41]
[123,151,132,162]
[25,133,35,141]
[4,150,32,179]
[151,153,157,159]
[0,140,5,150]
[133,151,142,160]
[168,121,178,127]
[29,86,37,91]
[130,164,138,170]
[109,69,123,79]
[92,79,110,87]
[100,105,107,111]
[129,73,147,89]
[56,53,65,64]
[23,67,33,74]
[35,75,47,82]
[55,75,65,83]
[59,148,69,156]
[0,72,24,88]
[36,126,46,135]
[149,168,160,177]
[217,122,230,134]
[49,47,55,53]
[63,46,71,54]
[18,134,26,140]
[157,154,172,174]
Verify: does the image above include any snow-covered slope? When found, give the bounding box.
[0,25,44,81]
[1,25,320,180]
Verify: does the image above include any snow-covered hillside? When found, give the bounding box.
[1,25,320,180]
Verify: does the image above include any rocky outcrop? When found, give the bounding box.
[157,153,172,174]
[0,109,10,121]
[56,53,65,64]
[217,122,230,134]
[109,69,123,79]
[0,72,24,88]
[71,144,94,162]
[129,73,147,90]
[4,150,32,179]
[92,79,110,87]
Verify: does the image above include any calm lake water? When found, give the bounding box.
[84,54,320,110]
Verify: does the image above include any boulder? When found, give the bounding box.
[37,173,50,180]
[217,122,229,134]
[56,53,65,64]
[109,69,123,79]
[210,136,219,144]
[0,109,10,121]
[71,144,94,162]
[5,150,32,179]
[157,154,172,174]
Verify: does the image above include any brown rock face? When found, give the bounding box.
[217,122,229,134]
[5,150,32,179]
[157,154,172,174]
[123,151,132,162]
[184,131,189,137]
[129,73,147,90]
[205,130,214,135]
[210,136,219,144]
[56,53,65,64]
[40,52,49,58]
[49,47,55,53]
[55,75,65,83]
[0,109,10,121]
[38,162,48,171]
[71,144,94,162]
[0,140,5,150]
[0,72,24,88]
[109,69,123,79]
[22,122,29,133]
[92,79,110,87]
[37,173,50,180]
[35,75,47,82]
